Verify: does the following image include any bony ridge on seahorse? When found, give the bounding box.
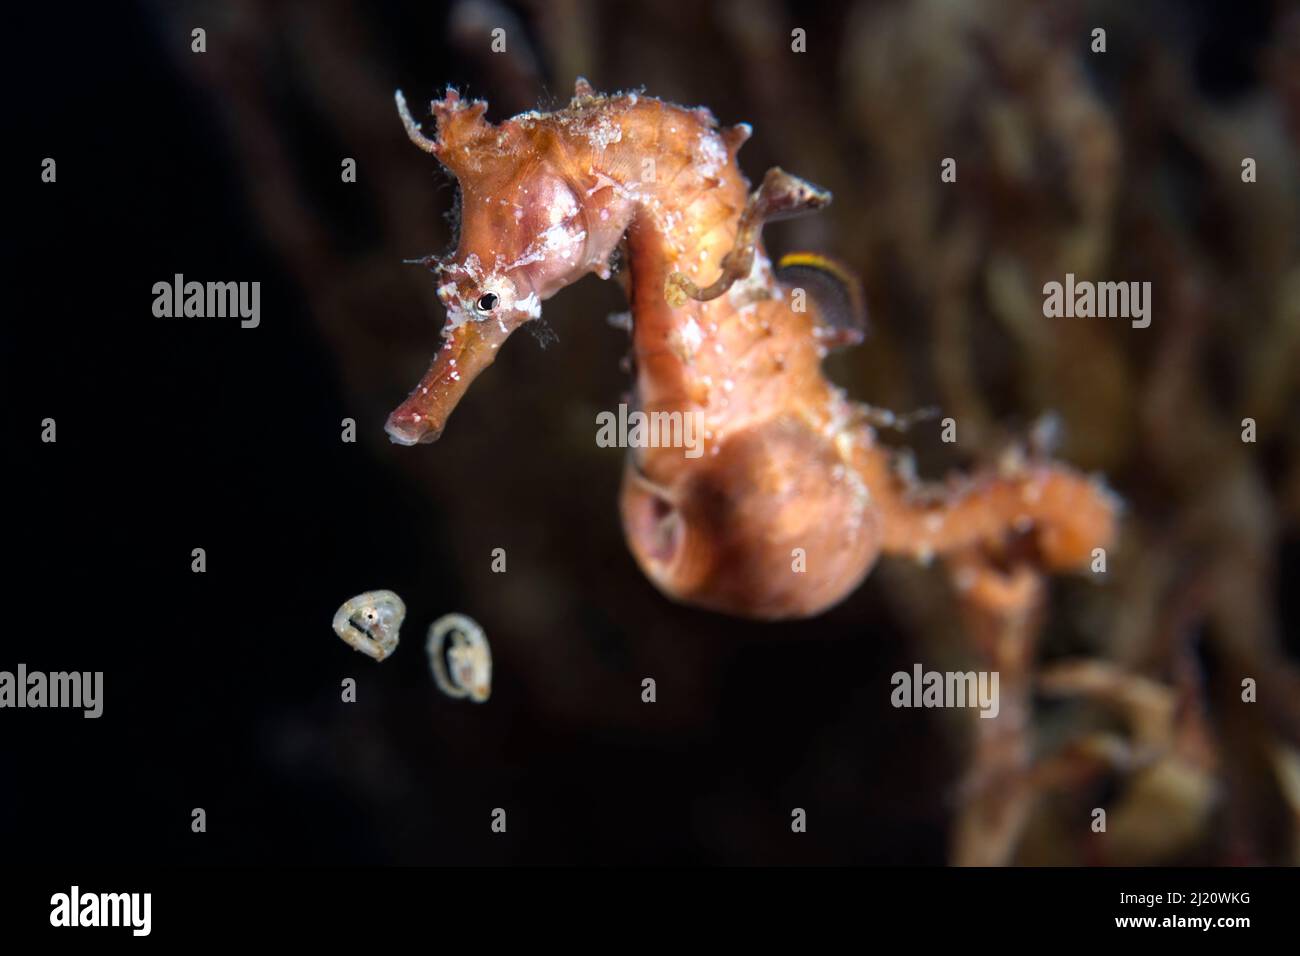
[386,78,1119,620]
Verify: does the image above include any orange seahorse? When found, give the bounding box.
[386,80,1118,620]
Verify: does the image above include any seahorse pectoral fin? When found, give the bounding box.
[385,316,517,445]
[775,252,868,349]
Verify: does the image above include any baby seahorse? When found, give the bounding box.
[386,79,1118,620]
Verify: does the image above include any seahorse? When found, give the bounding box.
[386,79,1118,620]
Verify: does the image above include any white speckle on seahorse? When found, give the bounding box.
[548,189,578,224]
[672,316,704,362]
[728,249,776,308]
[515,292,542,319]
[693,129,727,179]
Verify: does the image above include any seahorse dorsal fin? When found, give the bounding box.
[776,252,868,349]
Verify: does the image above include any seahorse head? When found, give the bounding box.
[386,88,634,445]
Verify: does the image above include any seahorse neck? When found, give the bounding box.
[589,123,756,422]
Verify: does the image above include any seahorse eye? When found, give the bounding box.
[475,292,499,314]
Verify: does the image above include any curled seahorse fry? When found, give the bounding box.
[427,613,492,703]
[333,590,406,660]
[387,80,1119,620]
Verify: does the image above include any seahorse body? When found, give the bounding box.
[388,81,1118,620]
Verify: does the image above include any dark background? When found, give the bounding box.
[3,0,1297,865]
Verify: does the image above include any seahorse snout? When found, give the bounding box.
[386,309,525,445]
